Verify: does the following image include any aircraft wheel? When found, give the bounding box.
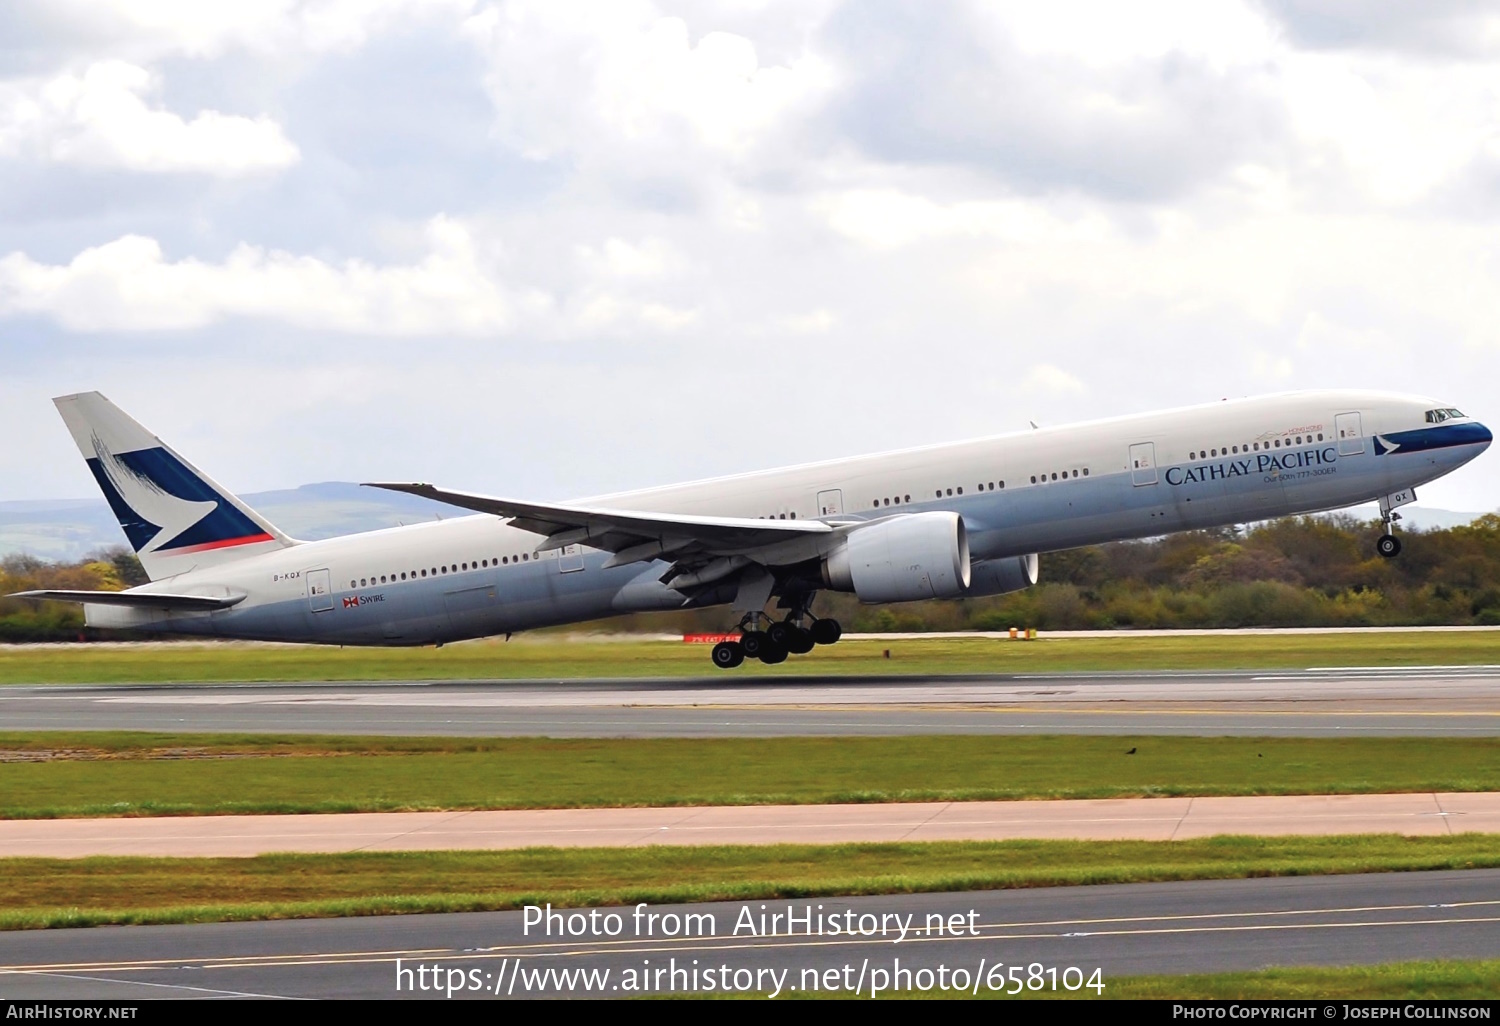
[786,626,815,654]
[740,630,769,659]
[809,618,842,646]
[711,641,744,669]
[766,621,793,649]
[1377,533,1402,558]
[758,642,788,665]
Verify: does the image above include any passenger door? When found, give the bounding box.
[1336,412,1365,456]
[816,489,844,517]
[1128,442,1158,486]
[306,568,333,612]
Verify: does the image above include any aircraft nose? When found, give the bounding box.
[1477,422,1494,449]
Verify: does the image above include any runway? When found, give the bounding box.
[4,792,1496,858]
[4,870,1499,998]
[3,665,1500,736]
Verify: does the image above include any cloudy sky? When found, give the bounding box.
[3,0,1499,513]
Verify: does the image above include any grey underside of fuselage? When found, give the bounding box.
[113,443,1446,647]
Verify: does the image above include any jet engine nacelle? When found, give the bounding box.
[822,511,971,602]
[963,553,1039,597]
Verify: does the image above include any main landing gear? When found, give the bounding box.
[710,608,842,669]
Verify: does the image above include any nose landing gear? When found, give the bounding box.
[1377,507,1403,559]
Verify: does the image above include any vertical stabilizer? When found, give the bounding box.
[53,392,296,580]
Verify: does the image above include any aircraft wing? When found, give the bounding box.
[364,482,840,572]
[9,590,245,610]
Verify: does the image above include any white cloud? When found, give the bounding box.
[0,61,298,174]
[1279,52,1500,204]
[1294,311,1398,357]
[0,216,531,334]
[780,308,836,333]
[1020,364,1089,396]
[817,188,1110,250]
[35,0,475,60]
[573,293,699,333]
[463,1,831,167]
[987,0,1278,69]
[576,237,680,278]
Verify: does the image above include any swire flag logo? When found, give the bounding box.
[343,596,360,609]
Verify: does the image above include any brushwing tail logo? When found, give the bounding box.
[1373,435,1401,456]
[85,434,273,556]
[90,435,217,554]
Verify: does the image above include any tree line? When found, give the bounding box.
[2,513,1498,640]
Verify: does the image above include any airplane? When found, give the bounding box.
[10,389,1492,669]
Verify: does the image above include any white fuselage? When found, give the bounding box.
[87,390,1491,644]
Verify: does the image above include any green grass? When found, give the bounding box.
[2,631,1499,684]
[5,834,1500,931]
[4,733,1500,818]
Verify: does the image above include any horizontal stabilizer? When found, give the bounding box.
[9,590,245,610]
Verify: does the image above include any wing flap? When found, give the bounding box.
[8,590,245,610]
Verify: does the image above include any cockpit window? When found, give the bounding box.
[1447,408,1466,419]
[1426,408,1467,423]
